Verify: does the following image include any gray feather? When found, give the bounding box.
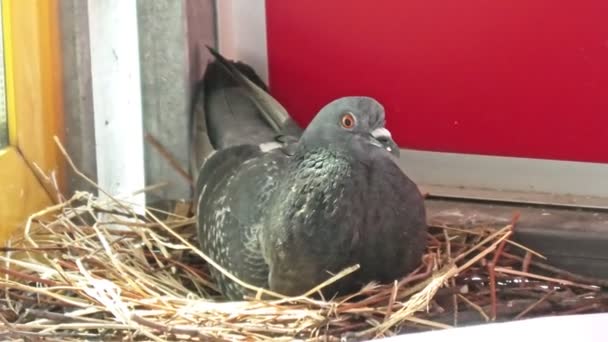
[206,46,302,138]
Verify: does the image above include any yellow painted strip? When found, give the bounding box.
[3,0,66,199]
[2,0,16,145]
[0,0,67,245]
[0,147,52,245]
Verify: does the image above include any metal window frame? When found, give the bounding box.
[0,0,64,244]
[399,149,608,209]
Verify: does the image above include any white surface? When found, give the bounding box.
[87,0,146,209]
[382,313,608,342]
[216,0,269,84]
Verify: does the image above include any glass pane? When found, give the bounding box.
[0,5,7,149]
[0,105,6,148]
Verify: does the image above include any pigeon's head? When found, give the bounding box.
[300,96,400,157]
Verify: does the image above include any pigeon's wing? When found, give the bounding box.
[196,143,286,300]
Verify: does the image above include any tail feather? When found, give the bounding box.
[190,47,305,193]
[200,57,269,94]
[205,46,302,137]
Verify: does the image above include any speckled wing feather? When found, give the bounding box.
[196,144,287,300]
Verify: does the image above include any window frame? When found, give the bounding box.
[0,0,65,245]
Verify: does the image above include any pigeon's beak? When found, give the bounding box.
[371,127,400,158]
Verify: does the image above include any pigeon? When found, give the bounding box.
[193,47,427,300]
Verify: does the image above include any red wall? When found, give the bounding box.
[265,1,608,163]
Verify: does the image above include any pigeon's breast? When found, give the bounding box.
[260,149,363,291]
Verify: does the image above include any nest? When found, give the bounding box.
[1,141,607,341]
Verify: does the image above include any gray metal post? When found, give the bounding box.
[137,0,216,209]
[58,0,97,196]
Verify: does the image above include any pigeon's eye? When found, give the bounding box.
[340,113,356,129]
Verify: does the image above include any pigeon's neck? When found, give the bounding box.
[273,147,357,234]
[288,147,356,190]
[294,145,352,167]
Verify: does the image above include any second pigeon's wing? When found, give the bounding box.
[196,144,287,300]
